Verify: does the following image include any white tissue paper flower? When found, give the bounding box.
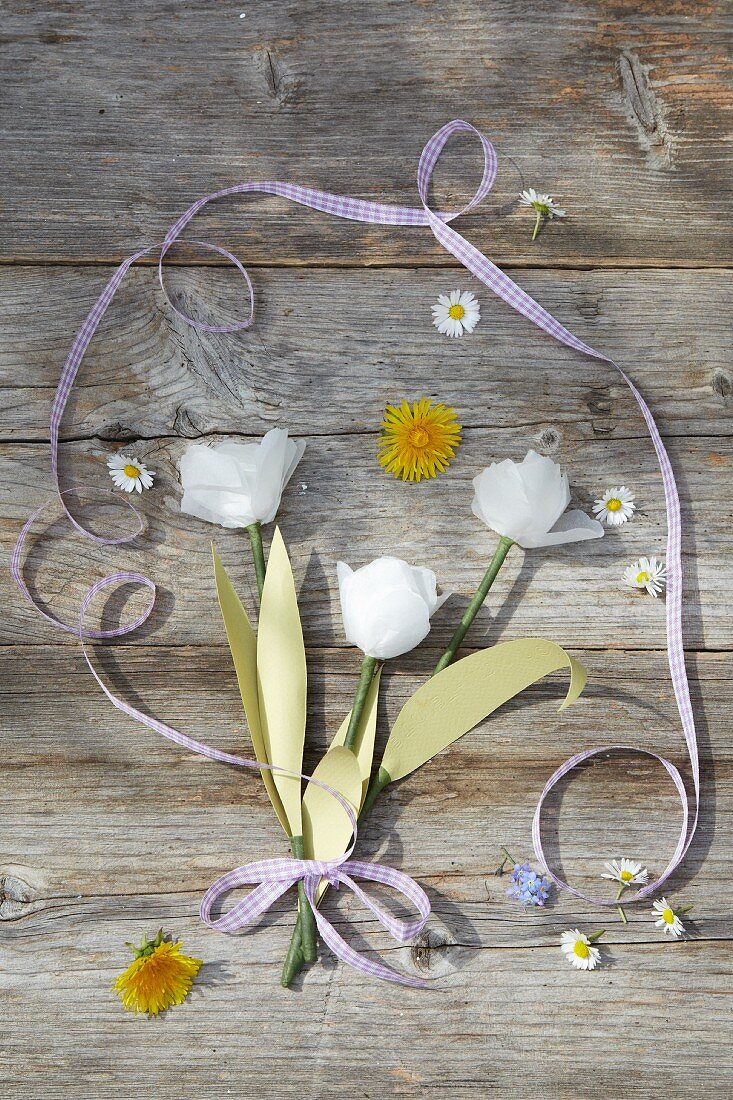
[471,450,604,548]
[179,428,305,529]
[337,556,449,661]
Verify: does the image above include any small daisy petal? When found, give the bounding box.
[623,555,667,597]
[519,187,566,218]
[107,453,155,494]
[601,858,649,886]
[560,929,602,971]
[652,898,686,937]
[432,290,480,337]
[593,486,636,527]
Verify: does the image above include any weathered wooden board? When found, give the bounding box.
[1,647,725,907]
[4,926,730,1100]
[1,2,732,266]
[2,1,731,1097]
[2,433,729,649]
[1,266,730,444]
[2,645,729,1097]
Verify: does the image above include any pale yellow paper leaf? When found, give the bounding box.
[329,665,382,807]
[256,527,307,836]
[382,638,586,782]
[211,545,290,834]
[302,746,361,863]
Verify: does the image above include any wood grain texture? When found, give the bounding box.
[2,647,730,1096]
[1,2,731,1097]
[1,1,731,267]
[1,266,730,444]
[4,926,730,1100]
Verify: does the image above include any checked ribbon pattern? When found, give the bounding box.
[12,121,699,982]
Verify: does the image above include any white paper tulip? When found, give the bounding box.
[179,428,305,529]
[472,450,604,548]
[337,557,449,661]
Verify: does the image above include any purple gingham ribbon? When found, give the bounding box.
[11,120,699,955]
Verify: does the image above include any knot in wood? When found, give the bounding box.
[410,928,451,972]
[0,874,32,920]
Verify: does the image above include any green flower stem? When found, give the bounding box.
[289,834,316,964]
[283,542,513,988]
[531,209,542,241]
[343,655,379,751]
[433,536,514,674]
[246,521,266,598]
[587,929,606,943]
[359,763,392,821]
[614,885,629,923]
[281,654,378,987]
[280,922,304,986]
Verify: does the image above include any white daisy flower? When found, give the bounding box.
[107,453,155,494]
[431,290,481,338]
[593,486,636,527]
[519,187,566,240]
[601,858,649,887]
[652,898,685,937]
[560,929,603,971]
[623,555,667,597]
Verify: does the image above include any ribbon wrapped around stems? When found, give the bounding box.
[11,120,700,982]
[202,858,430,985]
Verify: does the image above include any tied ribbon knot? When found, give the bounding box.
[11,120,699,983]
[201,857,431,988]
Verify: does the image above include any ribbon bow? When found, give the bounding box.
[201,856,431,987]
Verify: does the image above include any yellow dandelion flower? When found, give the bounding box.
[113,929,202,1016]
[378,397,461,482]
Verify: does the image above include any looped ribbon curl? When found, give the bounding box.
[12,120,699,982]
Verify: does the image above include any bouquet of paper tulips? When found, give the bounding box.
[179,429,602,985]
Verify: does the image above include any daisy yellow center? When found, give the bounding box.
[620,870,634,881]
[662,907,674,924]
[448,303,465,320]
[573,941,590,958]
[636,570,650,584]
[378,398,462,483]
[123,464,141,478]
[606,498,622,512]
